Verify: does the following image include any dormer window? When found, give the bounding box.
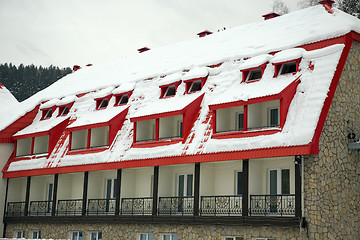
[280,61,297,75]
[189,80,201,92]
[164,85,176,97]
[42,109,52,119]
[59,106,69,116]
[96,98,108,110]
[116,94,128,105]
[241,63,267,83]
[159,81,181,99]
[247,69,262,81]
[274,59,300,77]
[184,76,207,94]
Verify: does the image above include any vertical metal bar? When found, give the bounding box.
[2,178,9,238]
[152,166,159,216]
[115,169,122,215]
[193,162,200,216]
[242,159,249,216]
[82,172,88,215]
[24,176,31,216]
[295,155,302,218]
[51,174,58,216]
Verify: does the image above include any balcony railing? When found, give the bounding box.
[6,202,25,217]
[121,197,152,215]
[158,196,194,215]
[57,199,83,216]
[200,195,242,216]
[87,199,116,215]
[29,201,52,216]
[250,194,295,216]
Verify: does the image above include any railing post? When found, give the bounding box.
[51,174,58,216]
[115,169,122,215]
[295,155,302,218]
[24,176,31,216]
[152,166,159,216]
[242,159,249,216]
[82,172,89,215]
[194,162,200,216]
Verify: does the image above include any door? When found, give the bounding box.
[105,179,116,212]
[47,183,53,212]
[177,174,193,212]
[268,169,290,213]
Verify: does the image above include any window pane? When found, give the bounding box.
[270,108,279,127]
[79,232,83,240]
[178,175,184,197]
[281,169,290,194]
[98,232,102,240]
[140,234,147,240]
[165,86,176,97]
[189,81,201,92]
[237,172,243,195]
[163,235,170,240]
[148,233,153,240]
[72,232,78,240]
[91,232,97,240]
[106,179,112,199]
[238,113,244,131]
[248,69,262,81]
[270,170,277,195]
[172,234,178,240]
[187,174,193,196]
[280,62,297,75]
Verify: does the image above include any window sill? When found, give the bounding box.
[133,138,182,148]
[213,128,281,139]
[68,146,109,155]
[14,153,49,161]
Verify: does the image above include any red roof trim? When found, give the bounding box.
[213,128,281,139]
[68,146,108,155]
[131,109,183,122]
[2,144,311,178]
[133,138,182,148]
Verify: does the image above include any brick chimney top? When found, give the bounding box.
[262,12,280,20]
[197,30,213,38]
[137,47,150,53]
[319,0,335,13]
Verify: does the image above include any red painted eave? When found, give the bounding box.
[2,144,311,178]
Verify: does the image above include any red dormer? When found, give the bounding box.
[57,102,74,117]
[273,58,301,78]
[197,30,213,38]
[159,81,181,98]
[41,106,57,120]
[184,76,208,94]
[241,62,268,83]
[262,12,280,20]
[115,91,133,106]
[95,95,112,110]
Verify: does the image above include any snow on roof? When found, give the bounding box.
[0,83,20,130]
[3,6,360,172]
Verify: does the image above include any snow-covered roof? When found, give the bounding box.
[2,5,360,173]
[0,83,19,130]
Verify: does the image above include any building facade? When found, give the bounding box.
[1,3,359,240]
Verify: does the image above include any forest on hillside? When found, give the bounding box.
[0,63,72,102]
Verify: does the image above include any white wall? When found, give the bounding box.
[216,106,243,132]
[58,172,84,200]
[90,127,109,148]
[158,164,194,197]
[0,143,14,237]
[121,167,152,198]
[29,175,53,201]
[16,138,31,157]
[33,135,49,155]
[136,119,155,141]
[71,130,88,150]
[88,170,116,199]
[159,115,182,139]
[248,100,279,129]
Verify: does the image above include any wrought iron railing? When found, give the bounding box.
[6,202,26,217]
[29,201,53,216]
[121,197,152,215]
[250,194,295,216]
[200,195,242,216]
[158,196,194,215]
[57,199,83,215]
[87,199,116,215]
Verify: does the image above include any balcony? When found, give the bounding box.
[121,197,152,215]
[29,201,52,216]
[6,202,25,217]
[57,199,83,216]
[250,194,295,216]
[200,195,242,216]
[158,196,194,215]
[87,199,116,215]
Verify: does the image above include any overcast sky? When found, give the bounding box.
[0,0,299,68]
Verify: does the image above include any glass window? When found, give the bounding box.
[269,108,279,127]
[117,94,129,105]
[59,106,70,116]
[140,233,153,240]
[237,113,244,131]
[280,61,297,75]
[178,174,193,197]
[43,109,52,119]
[246,69,262,81]
[224,237,244,240]
[72,231,83,240]
[32,230,41,239]
[97,98,108,109]
[90,232,102,240]
[164,85,176,97]
[236,171,243,195]
[189,80,202,93]
[15,231,25,238]
[281,169,290,194]
[162,234,178,240]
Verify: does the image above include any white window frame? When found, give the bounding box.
[223,236,244,240]
[97,98,108,109]
[59,106,70,116]
[15,230,25,239]
[71,231,83,240]
[254,238,276,240]
[139,233,154,240]
[43,109,52,119]
[105,178,116,199]
[177,173,193,197]
[90,231,102,240]
[117,94,129,105]
[268,107,279,127]
[31,230,41,239]
[162,233,178,240]
[188,80,202,93]
[267,168,290,195]
[279,61,297,75]
[246,68,262,82]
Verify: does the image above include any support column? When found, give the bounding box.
[295,155,302,218]
[24,176,31,216]
[193,162,200,216]
[115,169,122,215]
[82,172,89,216]
[152,166,159,216]
[3,178,9,238]
[51,174,58,216]
[242,159,249,216]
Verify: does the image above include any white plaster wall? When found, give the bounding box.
[71,130,88,150]
[29,175,53,201]
[33,135,49,155]
[87,170,116,199]
[0,143,14,237]
[6,177,26,203]
[16,138,31,157]
[216,106,243,132]
[90,127,109,148]
[213,160,242,195]
[121,167,152,198]
[199,163,215,195]
[158,164,193,197]
[121,169,135,198]
[58,173,84,200]
[159,115,182,138]
[136,119,155,141]
[248,103,262,129]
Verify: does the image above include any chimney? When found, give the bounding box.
[197,30,213,38]
[72,65,81,72]
[86,63,93,67]
[262,12,280,20]
[137,47,150,53]
[319,0,335,13]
